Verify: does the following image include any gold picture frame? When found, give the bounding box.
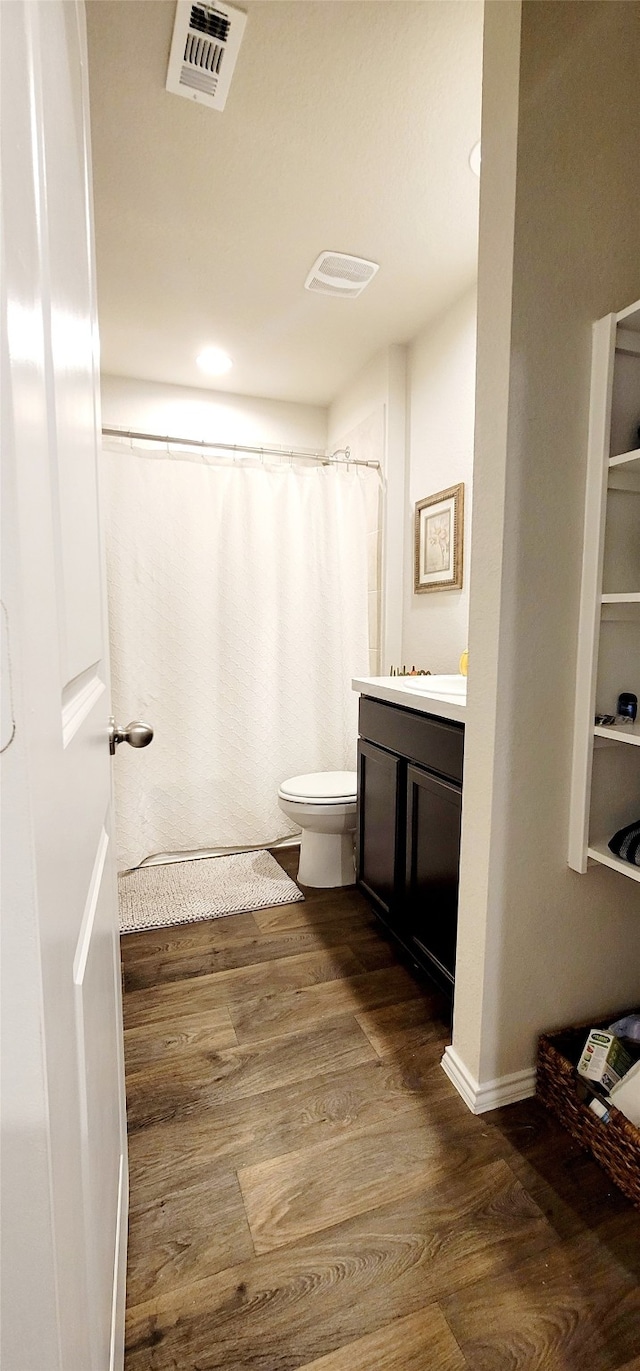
[414,483,464,594]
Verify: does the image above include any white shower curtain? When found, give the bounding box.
[102,446,372,869]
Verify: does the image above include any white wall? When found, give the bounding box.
[328,345,407,672]
[451,0,640,1103]
[403,287,476,673]
[328,351,393,444]
[101,374,328,451]
[106,336,475,685]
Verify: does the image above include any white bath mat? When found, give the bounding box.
[118,849,303,934]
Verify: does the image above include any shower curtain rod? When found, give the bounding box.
[101,426,381,470]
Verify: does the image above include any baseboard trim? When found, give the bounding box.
[441,1045,537,1115]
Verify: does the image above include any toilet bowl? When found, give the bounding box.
[278,771,357,888]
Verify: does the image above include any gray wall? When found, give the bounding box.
[454,0,640,1087]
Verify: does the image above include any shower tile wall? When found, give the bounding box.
[332,408,384,676]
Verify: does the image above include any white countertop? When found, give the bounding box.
[352,674,466,724]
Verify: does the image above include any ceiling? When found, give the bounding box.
[86,0,482,407]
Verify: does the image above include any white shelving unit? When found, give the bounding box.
[569,297,640,882]
[586,839,640,884]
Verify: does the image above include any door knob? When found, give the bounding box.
[109,717,154,756]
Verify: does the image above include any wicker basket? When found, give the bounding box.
[537,1014,640,1208]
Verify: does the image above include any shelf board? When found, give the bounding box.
[601,599,640,621]
[616,299,640,329]
[609,447,640,474]
[594,722,640,746]
[587,839,640,883]
[601,593,640,603]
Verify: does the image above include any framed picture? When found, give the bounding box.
[414,483,464,593]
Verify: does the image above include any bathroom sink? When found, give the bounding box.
[399,673,466,696]
[352,673,466,721]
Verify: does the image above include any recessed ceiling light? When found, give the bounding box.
[469,141,481,178]
[197,346,233,376]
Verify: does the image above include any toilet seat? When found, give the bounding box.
[278,771,357,804]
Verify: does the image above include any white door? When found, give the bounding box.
[1,3,129,1368]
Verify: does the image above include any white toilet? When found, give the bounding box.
[278,770,358,888]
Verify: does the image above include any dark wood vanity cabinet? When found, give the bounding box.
[356,740,404,920]
[356,696,464,993]
[405,764,462,982]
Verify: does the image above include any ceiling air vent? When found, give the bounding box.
[166,1,247,112]
[304,252,379,299]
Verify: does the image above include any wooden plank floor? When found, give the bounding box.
[121,848,640,1370]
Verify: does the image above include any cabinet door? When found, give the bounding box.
[405,764,462,985]
[356,740,404,919]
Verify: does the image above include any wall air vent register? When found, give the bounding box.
[166,1,247,111]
